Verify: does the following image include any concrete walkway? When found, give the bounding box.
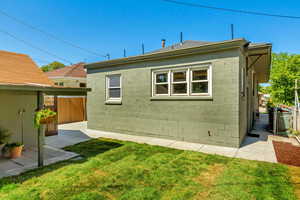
[55,114,277,163]
[0,146,78,178]
[0,114,278,179]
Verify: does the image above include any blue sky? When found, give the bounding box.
[1,0,300,66]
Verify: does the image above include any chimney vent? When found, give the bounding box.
[161,39,166,48]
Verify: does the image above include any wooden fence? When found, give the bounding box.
[293,107,300,132]
[44,96,87,136]
[57,97,87,124]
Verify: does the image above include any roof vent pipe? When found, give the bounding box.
[161,39,166,48]
[180,32,183,45]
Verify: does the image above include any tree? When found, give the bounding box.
[40,61,66,72]
[258,84,270,94]
[270,53,300,105]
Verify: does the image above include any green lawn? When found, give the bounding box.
[0,138,299,200]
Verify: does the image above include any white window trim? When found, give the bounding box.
[106,74,122,103]
[152,64,212,98]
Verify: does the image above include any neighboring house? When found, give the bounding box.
[45,63,87,87]
[85,38,271,148]
[0,50,88,149]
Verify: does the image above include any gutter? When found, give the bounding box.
[0,84,91,95]
[85,38,248,70]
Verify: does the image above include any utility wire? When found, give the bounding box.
[0,28,73,64]
[31,57,52,64]
[162,0,300,19]
[0,9,108,57]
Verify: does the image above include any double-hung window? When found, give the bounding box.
[190,68,209,95]
[152,65,212,98]
[154,72,169,95]
[172,70,188,95]
[106,74,122,102]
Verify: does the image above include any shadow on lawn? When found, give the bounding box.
[0,139,123,188]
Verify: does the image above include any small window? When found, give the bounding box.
[154,72,169,95]
[54,82,58,86]
[172,71,187,95]
[59,82,64,86]
[80,83,86,87]
[241,67,246,96]
[106,74,122,101]
[190,69,209,95]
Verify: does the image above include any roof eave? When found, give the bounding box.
[0,84,91,95]
[85,38,248,70]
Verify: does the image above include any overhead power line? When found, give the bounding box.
[162,0,300,19]
[0,9,108,57]
[0,28,73,64]
[31,57,52,64]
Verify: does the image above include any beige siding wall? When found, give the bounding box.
[0,91,38,147]
[50,78,86,87]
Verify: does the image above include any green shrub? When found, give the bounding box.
[0,126,11,145]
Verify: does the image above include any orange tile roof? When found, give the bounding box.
[46,63,86,78]
[0,50,53,86]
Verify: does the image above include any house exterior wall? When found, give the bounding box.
[238,50,248,144]
[50,77,86,88]
[87,49,243,147]
[0,91,38,147]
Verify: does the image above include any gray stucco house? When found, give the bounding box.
[85,38,272,147]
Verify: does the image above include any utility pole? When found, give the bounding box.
[106,53,110,60]
[295,79,299,131]
[123,49,126,57]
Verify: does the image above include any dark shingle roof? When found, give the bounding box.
[149,40,213,54]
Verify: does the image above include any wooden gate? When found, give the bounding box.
[44,96,87,136]
[57,97,87,124]
[44,96,58,136]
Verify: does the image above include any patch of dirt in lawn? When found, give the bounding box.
[194,164,225,199]
[94,169,108,176]
[289,166,300,199]
[273,141,300,167]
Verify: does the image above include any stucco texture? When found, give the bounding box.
[87,49,242,147]
[0,91,38,147]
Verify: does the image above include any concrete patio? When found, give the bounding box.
[0,145,78,178]
[0,113,278,179]
[55,113,278,163]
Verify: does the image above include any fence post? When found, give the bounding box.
[273,107,277,134]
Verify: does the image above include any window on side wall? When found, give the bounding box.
[241,67,246,96]
[154,71,169,95]
[79,83,86,88]
[190,69,209,95]
[106,74,122,102]
[152,65,212,98]
[172,70,188,95]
